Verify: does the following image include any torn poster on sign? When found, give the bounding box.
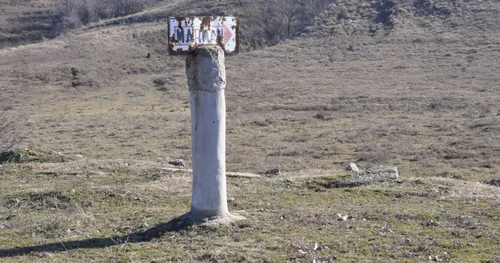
[169,16,239,55]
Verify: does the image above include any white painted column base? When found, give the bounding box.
[185,46,244,223]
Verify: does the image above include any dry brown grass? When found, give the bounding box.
[0,0,499,261]
[0,159,499,261]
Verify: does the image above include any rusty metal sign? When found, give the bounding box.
[169,16,239,55]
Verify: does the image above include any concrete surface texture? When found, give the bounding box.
[186,46,229,218]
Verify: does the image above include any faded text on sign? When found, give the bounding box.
[169,16,238,55]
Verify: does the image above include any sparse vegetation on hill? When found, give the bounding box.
[3,0,498,50]
[0,0,499,261]
[48,0,155,34]
[0,0,163,48]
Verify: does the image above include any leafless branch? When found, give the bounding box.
[0,111,31,155]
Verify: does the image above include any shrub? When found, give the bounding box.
[49,0,147,34]
[108,0,145,17]
[237,0,334,48]
[0,111,30,161]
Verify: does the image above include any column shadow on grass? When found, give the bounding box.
[0,213,194,258]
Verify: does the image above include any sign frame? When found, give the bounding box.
[168,16,239,55]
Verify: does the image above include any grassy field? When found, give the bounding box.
[1,0,499,261]
[0,159,498,261]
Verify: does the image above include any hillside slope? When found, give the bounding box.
[1,0,499,177]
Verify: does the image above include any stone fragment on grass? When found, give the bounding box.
[226,172,261,178]
[7,198,19,205]
[363,166,398,179]
[264,168,281,175]
[337,214,348,221]
[486,178,500,187]
[344,166,398,186]
[346,162,360,172]
[169,159,185,167]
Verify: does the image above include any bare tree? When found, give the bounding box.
[76,0,99,24]
[279,0,304,37]
[48,0,147,35]
[108,0,144,17]
[238,0,334,47]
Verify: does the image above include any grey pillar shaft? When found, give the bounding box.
[186,46,228,217]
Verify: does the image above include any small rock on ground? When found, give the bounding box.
[486,178,500,187]
[169,159,185,167]
[346,162,360,172]
[345,166,398,186]
[264,168,281,175]
[0,223,11,229]
[337,214,348,221]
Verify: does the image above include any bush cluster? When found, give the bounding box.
[0,111,28,159]
[49,0,147,34]
[234,0,333,47]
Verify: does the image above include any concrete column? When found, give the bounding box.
[186,46,229,219]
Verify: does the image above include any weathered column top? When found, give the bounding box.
[186,46,226,92]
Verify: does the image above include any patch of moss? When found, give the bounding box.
[0,149,70,164]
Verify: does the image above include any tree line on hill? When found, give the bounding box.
[236,0,333,46]
[48,0,150,34]
[47,0,335,47]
